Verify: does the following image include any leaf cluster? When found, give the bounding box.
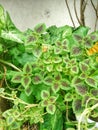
[0,5,98,130]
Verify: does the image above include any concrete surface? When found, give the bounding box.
[0,0,97,32]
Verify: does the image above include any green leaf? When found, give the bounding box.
[27,35,37,43]
[71,46,82,56]
[79,73,87,79]
[32,74,42,84]
[90,89,98,98]
[23,62,32,74]
[89,33,98,42]
[73,26,90,37]
[21,76,31,88]
[54,73,62,81]
[85,77,97,88]
[72,98,83,114]
[53,56,62,64]
[1,30,23,43]
[43,76,53,85]
[54,47,62,54]
[43,58,52,64]
[71,65,79,74]
[62,25,72,37]
[60,79,71,90]
[34,23,46,33]
[25,86,33,96]
[52,82,60,93]
[46,104,56,115]
[17,53,36,65]
[0,5,5,27]
[82,95,90,105]
[49,96,57,103]
[55,64,62,72]
[41,99,49,106]
[11,73,22,83]
[63,57,70,64]
[0,5,4,16]
[7,116,15,125]
[11,122,20,130]
[55,41,62,46]
[41,90,50,99]
[87,122,96,129]
[46,64,53,72]
[33,46,42,58]
[0,88,4,93]
[19,91,34,103]
[2,109,12,118]
[79,62,89,72]
[72,76,82,86]
[84,38,92,48]
[70,58,77,65]
[74,83,88,96]
[64,92,73,102]
[73,34,83,41]
[51,110,63,130]
[62,45,69,52]
[39,110,63,130]
[62,39,69,52]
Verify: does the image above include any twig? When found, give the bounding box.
[82,0,88,12]
[94,1,98,31]
[91,0,98,18]
[0,65,6,87]
[0,92,38,107]
[66,101,69,121]
[65,0,75,27]
[0,59,21,72]
[74,0,82,25]
[78,102,98,130]
[80,0,85,26]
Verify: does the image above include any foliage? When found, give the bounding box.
[0,5,98,130]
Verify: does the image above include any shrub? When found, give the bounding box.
[0,5,98,130]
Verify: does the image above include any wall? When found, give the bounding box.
[0,0,97,32]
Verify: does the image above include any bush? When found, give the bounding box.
[0,5,98,130]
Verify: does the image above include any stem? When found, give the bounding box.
[91,0,98,18]
[0,59,21,72]
[86,97,98,108]
[94,1,98,31]
[66,101,69,121]
[82,0,88,12]
[78,108,90,130]
[78,103,98,130]
[0,92,38,107]
[80,0,85,25]
[74,0,82,25]
[65,0,75,27]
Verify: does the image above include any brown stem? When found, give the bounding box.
[65,0,75,27]
[94,1,98,31]
[91,0,98,18]
[74,0,82,25]
[82,0,88,12]
[80,0,85,26]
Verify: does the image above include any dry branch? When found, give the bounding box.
[65,0,75,27]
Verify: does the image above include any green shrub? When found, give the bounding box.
[0,5,98,130]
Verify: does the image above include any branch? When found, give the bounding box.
[91,0,98,18]
[82,0,88,12]
[94,1,98,31]
[65,0,75,27]
[80,0,85,26]
[0,59,21,72]
[74,0,82,25]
